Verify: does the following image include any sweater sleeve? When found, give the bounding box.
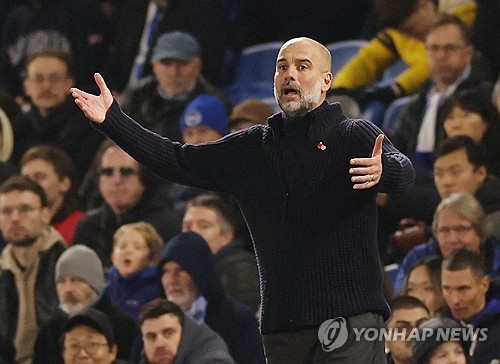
[95,101,253,193]
[351,119,415,194]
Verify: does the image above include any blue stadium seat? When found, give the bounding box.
[232,41,283,84]
[381,95,414,133]
[224,42,282,104]
[384,263,400,288]
[382,59,408,83]
[326,40,369,76]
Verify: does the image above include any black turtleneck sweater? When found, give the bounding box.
[281,106,316,187]
[97,100,415,334]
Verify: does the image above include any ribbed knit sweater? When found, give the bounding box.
[96,100,415,334]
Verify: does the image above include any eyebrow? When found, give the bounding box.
[276,58,312,64]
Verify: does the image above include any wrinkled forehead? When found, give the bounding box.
[277,38,331,68]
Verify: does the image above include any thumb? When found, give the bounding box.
[372,134,384,157]
[94,73,111,97]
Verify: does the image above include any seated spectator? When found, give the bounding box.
[0,0,112,99]
[0,176,66,363]
[330,0,478,114]
[179,94,230,144]
[105,0,230,93]
[441,248,500,363]
[20,145,84,243]
[107,222,164,323]
[72,139,181,267]
[61,307,119,364]
[385,295,431,364]
[379,135,500,260]
[227,98,275,133]
[120,31,229,142]
[437,86,500,176]
[139,298,234,364]
[411,317,472,364]
[182,194,260,313]
[389,14,491,170]
[33,245,137,364]
[10,49,105,179]
[394,192,500,294]
[401,255,446,317]
[159,232,265,364]
[433,137,500,237]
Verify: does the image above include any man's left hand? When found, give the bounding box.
[349,134,383,190]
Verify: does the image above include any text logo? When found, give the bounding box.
[318,317,348,352]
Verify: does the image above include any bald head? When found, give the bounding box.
[279,37,332,73]
[274,37,333,118]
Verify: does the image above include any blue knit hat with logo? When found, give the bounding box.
[179,95,229,136]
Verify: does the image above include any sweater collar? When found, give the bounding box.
[268,101,330,131]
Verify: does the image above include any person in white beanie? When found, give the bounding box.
[33,245,138,364]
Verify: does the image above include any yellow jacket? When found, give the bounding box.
[332,3,476,95]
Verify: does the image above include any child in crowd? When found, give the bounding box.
[106,221,164,323]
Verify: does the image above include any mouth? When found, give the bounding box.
[283,86,299,97]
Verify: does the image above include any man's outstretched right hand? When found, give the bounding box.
[70,73,113,124]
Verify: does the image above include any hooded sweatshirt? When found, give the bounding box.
[160,232,265,364]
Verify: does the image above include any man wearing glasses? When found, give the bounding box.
[0,175,66,363]
[71,139,181,267]
[61,307,118,364]
[394,192,500,294]
[10,49,105,180]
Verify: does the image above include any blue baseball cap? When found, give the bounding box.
[180,95,229,136]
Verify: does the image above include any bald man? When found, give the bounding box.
[71,37,414,363]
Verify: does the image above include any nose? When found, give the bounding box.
[282,65,297,80]
[447,291,461,306]
[162,272,176,289]
[412,290,425,303]
[75,347,91,358]
[59,279,76,294]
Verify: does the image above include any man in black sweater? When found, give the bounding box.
[71,37,415,363]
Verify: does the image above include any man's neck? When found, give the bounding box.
[10,237,43,271]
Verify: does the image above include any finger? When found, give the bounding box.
[351,172,376,183]
[94,73,110,96]
[353,180,376,190]
[349,166,372,176]
[350,157,378,167]
[372,134,384,157]
[70,88,92,102]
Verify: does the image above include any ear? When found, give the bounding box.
[60,176,71,194]
[480,275,490,295]
[41,206,52,225]
[476,165,487,181]
[64,75,75,91]
[109,344,118,361]
[23,78,31,97]
[322,72,333,92]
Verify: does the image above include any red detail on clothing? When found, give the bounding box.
[52,210,84,245]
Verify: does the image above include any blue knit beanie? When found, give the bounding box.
[179,95,229,136]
